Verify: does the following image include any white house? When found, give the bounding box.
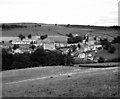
[78,53,85,58]
[13,49,24,54]
[12,39,36,45]
[43,43,56,50]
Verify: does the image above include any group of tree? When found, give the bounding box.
[18,34,49,41]
[110,26,120,30]
[18,34,26,40]
[66,33,83,44]
[28,34,32,39]
[40,34,48,41]
[2,48,74,71]
[2,24,27,30]
[66,33,73,38]
[100,38,116,53]
[18,34,33,40]
[111,36,120,44]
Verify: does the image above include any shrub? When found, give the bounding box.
[112,36,120,44]
[11,54,31,69]
[18,34,25,40]
[98,57,105,63]
[108,46,116,53]
[66,33,73,38]
[13,44,19,50]
[67,36,83,44]
[28,34,32,39]
[2,49,14,70]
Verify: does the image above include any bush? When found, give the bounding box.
[67,36,83,44]
[112,36,120,44]
[2,49,14,70]
[100,38,112,50]
[98,57,105,63]
[66,33,73,38]
[108,46,116,53]
[11,54,31,69]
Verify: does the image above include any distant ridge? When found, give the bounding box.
[2,22,120,30]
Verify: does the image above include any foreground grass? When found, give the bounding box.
[2,67,119,98]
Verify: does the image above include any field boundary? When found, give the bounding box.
[78,62,120,67]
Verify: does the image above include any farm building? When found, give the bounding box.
[43,43,56,50]
[12,39,36,45]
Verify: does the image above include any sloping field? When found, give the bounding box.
[2,66,81,83]
[2,25,119,43]
[2,25,119,38]
[2,24,120,44]
[95,43,120,60]
[2,65,119,97]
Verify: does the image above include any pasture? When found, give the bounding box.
[2,24,120,42]
[2,65,119,97]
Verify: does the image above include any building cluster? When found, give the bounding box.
[59,33,103,62]
[0,33,103,62]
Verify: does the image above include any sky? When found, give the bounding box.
[0,0,119,26]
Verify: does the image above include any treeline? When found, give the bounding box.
[110,26,120,30]
[2,48,74,71]
[2,24,27,30]
[111,36,120,44]
[61,24,120,30]
[66,33,83,44]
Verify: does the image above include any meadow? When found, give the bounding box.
[2,66,119,97]
[2,23,119,42]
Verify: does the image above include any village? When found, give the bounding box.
[0,32,105,63]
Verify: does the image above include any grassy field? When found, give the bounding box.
[95,43,120,60]
[2,66,119,97]
[2,24,120,42]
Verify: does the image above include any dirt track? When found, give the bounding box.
[78,62,120,67]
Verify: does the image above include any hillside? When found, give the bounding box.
[2,66,119,97]
[95,43,120,60]
[2,23,119,38]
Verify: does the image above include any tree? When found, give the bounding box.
[40,35,45,41]
[12,44,19,50]
[108,46,116,53]
[55,24,57,26]
[11,54,31,69]
[9,40,12,43]
[28,34,32,39]
[30,45,36,50]
[44,34,48,39]
[77,44,81,49]
[112,36,120,44]
[71,45,77,52]
[66,24,71,27]
[18,34,25,40]
[98,57,105,63]
[2,41,4,44]
[40,34,48,41]
[2,48,14,70]
[66,33,73,38]
[100,38,111,50]
[67,36,83,44]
